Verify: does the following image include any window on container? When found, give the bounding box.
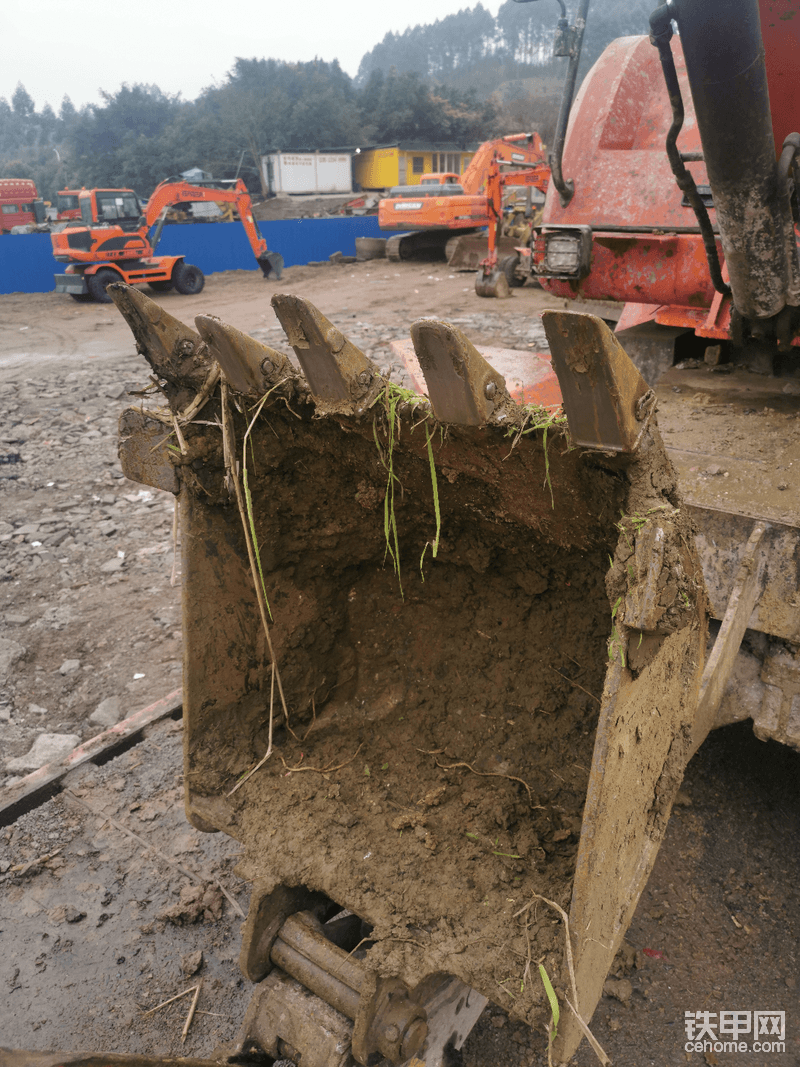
[1,204,18,213]
[412,156,424,174]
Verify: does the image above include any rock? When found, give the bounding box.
[181,950,204,976]
[59,659,81,675]
[603,978,633,1005]
[6,732,82,772]
[157,884,224,925]
[89,695,123,728]
[27,704,49,716]
[64,905,86,923]
[704,464,726,476]
[0,637,26,682]
[4,614,29,625]
[100,558,124,573]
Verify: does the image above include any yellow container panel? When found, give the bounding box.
[402,151,435,185]
[354,148,399,190]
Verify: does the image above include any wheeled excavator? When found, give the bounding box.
[51,178,284,303]
[378,133,548,262]
[5,2,798,1066]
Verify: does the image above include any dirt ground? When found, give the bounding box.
[1,263,799,1066]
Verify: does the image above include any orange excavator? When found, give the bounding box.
[378,132,548,261]
[473,155,551,295]
[52,177,283,303]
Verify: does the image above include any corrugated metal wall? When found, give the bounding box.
[0,217,398,295]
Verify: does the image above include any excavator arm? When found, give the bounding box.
[475,157,551,296]
[145,179,283,278]
[460,132,547,194]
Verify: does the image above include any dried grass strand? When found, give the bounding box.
[433,757,544,809]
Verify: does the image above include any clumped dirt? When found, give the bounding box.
[171,377,623,1029]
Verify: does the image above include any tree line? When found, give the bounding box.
[357,0,654,84]
[0,63,495,202]
[0,0,653,202]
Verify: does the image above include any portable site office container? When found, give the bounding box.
[352,145,477,190]
[261,153,353,195]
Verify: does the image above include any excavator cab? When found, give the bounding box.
[80,189,142,231]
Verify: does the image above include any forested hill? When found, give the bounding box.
[0,0,653,201]
[357,0,654,86]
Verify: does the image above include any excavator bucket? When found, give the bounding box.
[447,233,520,271]
[257,250,285,280]
[474,266,511,298]
[111,284,708,1065]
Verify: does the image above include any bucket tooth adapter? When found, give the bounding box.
[110,285,713,1064]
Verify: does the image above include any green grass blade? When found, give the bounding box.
[538,964,560,1044]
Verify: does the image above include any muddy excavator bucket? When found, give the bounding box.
[446,233,520,271]
[111,283,709,1065]
[474,267,511,298]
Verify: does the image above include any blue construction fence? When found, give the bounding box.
[0,216,399,296]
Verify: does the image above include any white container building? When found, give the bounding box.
[261,152,353,195]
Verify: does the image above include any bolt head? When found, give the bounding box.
[484,380,497,400]
[358,371,372,385]
[401,1018,428,1059]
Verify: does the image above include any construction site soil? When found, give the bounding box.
[1,263,799,1066]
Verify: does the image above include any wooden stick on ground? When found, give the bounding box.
[141,985,198,1017]
[181,979,202,1043]
[65,789,245,920]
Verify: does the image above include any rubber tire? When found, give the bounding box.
[69,292,93,302]
[172,261,205,295]
[148,280,174,292]
[87,268,120,304]
[501,253,526,288]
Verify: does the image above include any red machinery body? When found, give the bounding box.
[56,190,82,221]
[0,178,45,232]
[536,7,800,350]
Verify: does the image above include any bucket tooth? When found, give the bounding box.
[271,293,379,410]
[410,318,508,425]
[542,310,653,453]
[195,315,296,399]
[108,282,211,393]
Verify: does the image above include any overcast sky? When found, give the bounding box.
[4,0,505,112]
